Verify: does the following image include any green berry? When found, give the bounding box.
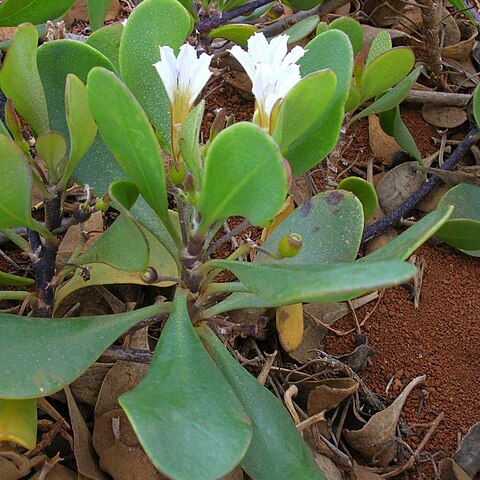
[277,233,302,258]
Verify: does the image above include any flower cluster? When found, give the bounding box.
[229,33,305,132]
[154,44,212,127]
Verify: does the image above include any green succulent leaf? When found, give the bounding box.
[284,15,319,44]
[362,205,453,262]
[360,47,415,102]
[0,303,171,399]
[283,0,325,12]
[379,106,422,162]
[76,215,149,272]
[36,131,67,183]
[366,30,392,66]
[0,135,32,229]
[473,83,480,128]
[0,271,34,286]
[198,122,288,231]
[351,67,422,121]
[337,177,378,220]
[329,17,363,56]
[61,74,98,191]
[208,24,257,47]
[273,70,337,152]
[287,30,353,177]
[120,289,252,480]
[0,399,37,449]
[436,184,480,250]
[119,0,192,150]
[206,259,416,304]
[0,0,75,26]
[179,101,204,183]
[87,0,113,31]
[257,191,364,265]
[199,326,326,480]
[87,67,178,244]
[85,23,123,74]
[36,39,121,194]
[0,23,49,135]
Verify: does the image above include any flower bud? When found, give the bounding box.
[95,194,110,212]
[277,233,302,258]
[169,162,186,186]
[140,266,159,284]
[354,52,364,86]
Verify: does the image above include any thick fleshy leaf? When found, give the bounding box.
[273,70,337,152]
[36,39,121,194]
[208,24,257,47]
[345,84,362,113]
[119,0,192,149]
[199,326,326,480]
[337,177,378,220]
[365,30,392,66]
[0,271,34,286]
[179,101,204,182]
[287,30,353,177]
[119,289,252,480]
[257,191,364,265]
[379,106,421,162]
[206,259,416,304]
[76,215,149,272]
[0,23,49,135]
[87,67,177,242]
[61,74,97,190]
[0,303,171,399]
[360,48,415,102]
[54,229,178,310]
[276,303,304,352]
[284,0,325,11]
[473,84,480,127]
[0,399,37,449]
[284,15,319,44]
[0,135,33,229]
[436,184,480,249]
[0,0,75,26]
[85,23,123,73]
[362,205,453,261]
[198,122,288,232]
[87,0,113,31]
[36,131,67,182]
[329,17,363,56]
[351,67,421,122]
[204,292,278,317]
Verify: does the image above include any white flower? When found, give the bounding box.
[229,33,305,131]
[154,44,212,125]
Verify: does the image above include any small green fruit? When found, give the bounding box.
[277,233,302,258]
[169,162,186,186]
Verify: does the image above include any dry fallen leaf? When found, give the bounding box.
[439,458,471,480]
[343,375,426,466]
[421,104,467,129]
[453,422,480,478]
[65,387,108,480]
[376,161,423,214]
[368,115,401,163]
[307,378,359,415]
[352,461,383,479]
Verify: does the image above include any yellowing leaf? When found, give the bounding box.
[276,303,304,352]
[0,399,37,449]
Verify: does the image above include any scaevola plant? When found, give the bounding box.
[0,1,454,478]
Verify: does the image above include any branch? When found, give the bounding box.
[195,0,350,34]
[362,127,480,243]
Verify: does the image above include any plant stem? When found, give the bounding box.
[195,0,274,32]
[32,195,62,317]
[362,127,480,243]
